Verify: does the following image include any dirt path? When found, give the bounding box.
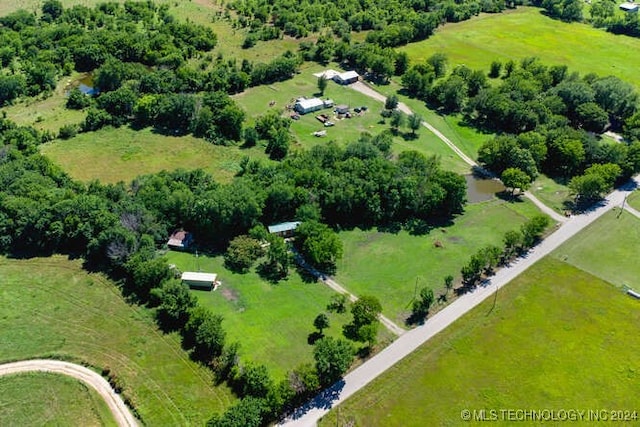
[348,81,567,224]
[281,177,638,426]
[0,360,138,427]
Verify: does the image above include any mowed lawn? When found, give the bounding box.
[552,209,640,289]
[400,7,640,91]
[0,256,235,426]
[0,373,117,427]
[627,190,640,212]
[336,198,546,323]
[320,258,640,426]
[165,251,356,378]
[40,126,267,184]
[234,64,471,174]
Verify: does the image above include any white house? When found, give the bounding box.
[620,2,639,11]
[181,272,218,291]
[294,98,325,114]
[333,71,359,85]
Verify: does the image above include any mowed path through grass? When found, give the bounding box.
[41,127,267,184]
[552,209,640,289]
[400,7,640,91]
[0,256,235,425]
[335,198,545,324]
[165,251,359,379]
[319,257,640,426]
[0,372,117,427]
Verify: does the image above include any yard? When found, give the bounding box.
[335,197,546,324]
[551,208,640,289]
[0,255,235,426]
[627,189,640,212]
[399,7,640,92]
[40,126,267,184]
[164,251,381,379]
[0,373,116,427]
[319,257,640,426]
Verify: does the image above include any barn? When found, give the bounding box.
[333,71,359,85]
[294,98,325,114]
[181,272,218,291]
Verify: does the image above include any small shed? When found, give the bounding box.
[335,105,349,115]
[323,99,334,108]
[181,272,218,291]
[268,221,301,238]
[620,2,639,11]
[167,230,193,250]
[333,71,359,85]
[294,98,324,114]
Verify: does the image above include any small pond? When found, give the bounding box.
[465,174,505,203]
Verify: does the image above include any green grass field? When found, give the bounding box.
[40,126,267,184]
[234,64,472,173]
[529,174,571,214]
[335,198,546,324]
[164,251,370,378]
[0,256,235,425]
[320,257,640,426]
[552,209,640,289]
[627,190,640,212]
[0,372,117,427]
[400,7,640,91]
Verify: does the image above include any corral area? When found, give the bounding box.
[319,257,640,426]
[0,372,116,427]
[0,256,235,425]
[399,7,640,92]
[335,198,546,323]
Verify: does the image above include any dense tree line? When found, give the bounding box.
[400,55,640,200]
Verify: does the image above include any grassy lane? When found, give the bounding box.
[400,7,640,91]
[552,209,640,289]
[335,198,545,324]
[40,126,267,184]
[320,257,640,426]
[0,256,235,425]
[0,372,117,427]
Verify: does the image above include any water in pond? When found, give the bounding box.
[465,174,505,203]
[68,73,97,96]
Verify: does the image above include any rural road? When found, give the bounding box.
[348,81,568,224]
[0,359,138,427]
[281,175,638,427]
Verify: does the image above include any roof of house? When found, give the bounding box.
[268,221,302,234]
[620,2,638,9]
[168,230,191,247]
[181,272,217,282]
[295,98,324,109]
[337,71,359,81]
[335,104,349,111]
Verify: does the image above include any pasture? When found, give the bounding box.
[399,7,640,91]
[40,126,266,184]
[164,251,369,378]
[335,197,545,323]
[552,209,640,289]
[0,256,235,426]
[320,257,640,426]
[0,372,116,427]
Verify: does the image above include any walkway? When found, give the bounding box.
[280,176,638,427]
[348,81,567,224]
[0,359,139,427]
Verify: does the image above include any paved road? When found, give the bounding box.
[0,359,139,427]
[280,171,638,426]
[348,81,568,224]
[624,200,640,219]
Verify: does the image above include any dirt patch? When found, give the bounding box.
[447,236,464,244]
[219,286,238,302]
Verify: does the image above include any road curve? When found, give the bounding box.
[281,177,638,427]
[0,359,139,427]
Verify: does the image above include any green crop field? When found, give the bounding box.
[234,64,472,173]
[335,197,546,324]
[552,209,640,289]
[40,126,267,184]
[0,372,117,427]
[0,256,235,426]
[320,257,640,426]
[165,251,382,378]
[400,7,640,91]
